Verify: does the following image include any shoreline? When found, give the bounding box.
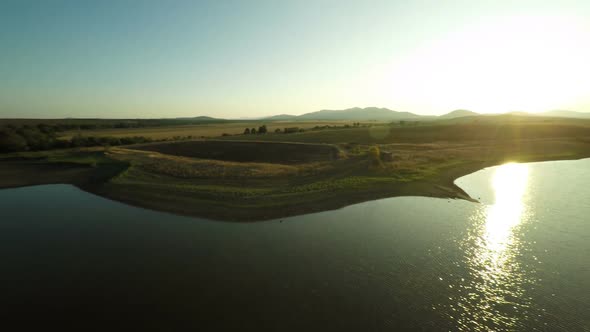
[2,153,589,222]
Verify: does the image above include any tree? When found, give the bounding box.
[244,128,251,135]
[0,130,28,152]
[251,128,257,134]
[368,145,383,168]
[37,123,55,135]
[258,125,267,134]
[17,127,55,150]
[274,128,281,133]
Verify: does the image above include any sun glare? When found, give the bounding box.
[380,14,590,114]
[484,163,529,253]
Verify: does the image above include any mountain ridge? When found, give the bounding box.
[259,108,590,121]
[439,109,479,119]
[262,107,478,121]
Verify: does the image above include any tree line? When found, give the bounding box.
[0,118,228,132]
[243,125,268,135]
[0,125,152,153]
[243,125,308,135]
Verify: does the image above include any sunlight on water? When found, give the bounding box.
[484,163,529,254]
[452,163,536,331]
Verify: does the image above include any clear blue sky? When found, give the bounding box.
[2,0,590,118]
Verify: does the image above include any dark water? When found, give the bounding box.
[1,159,589,331]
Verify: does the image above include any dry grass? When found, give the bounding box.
[59,121,378,140]
[107,148,334,180]
[219,118,590,145]
[113,135,590,184]
[131,140,341,164]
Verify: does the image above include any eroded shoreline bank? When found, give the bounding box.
[1,149,589,222]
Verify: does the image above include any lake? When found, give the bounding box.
[1,159,589,331]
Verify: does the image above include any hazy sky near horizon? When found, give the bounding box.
[2,0,590,119]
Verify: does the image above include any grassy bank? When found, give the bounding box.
[97,137,590,221]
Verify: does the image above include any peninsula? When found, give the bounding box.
[2,113,590,221]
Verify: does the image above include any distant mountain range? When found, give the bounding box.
[263,114,299,121]
[177,108,590,122]
[438,109,479,119]
[296,107,421,121]
[261,107,478,121]
[537,110,590,119]
[174,116,221,121]
[260,107,590,121]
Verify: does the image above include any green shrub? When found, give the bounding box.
[368,145,383,168]
[0,130,28,152]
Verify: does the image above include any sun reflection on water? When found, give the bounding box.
[451,163,536,331]
[484,163,529,254]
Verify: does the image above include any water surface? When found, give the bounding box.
[1,159,589,330]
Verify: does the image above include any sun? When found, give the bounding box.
[378,14,590,114]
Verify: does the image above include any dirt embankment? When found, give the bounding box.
[132,140,341,164]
